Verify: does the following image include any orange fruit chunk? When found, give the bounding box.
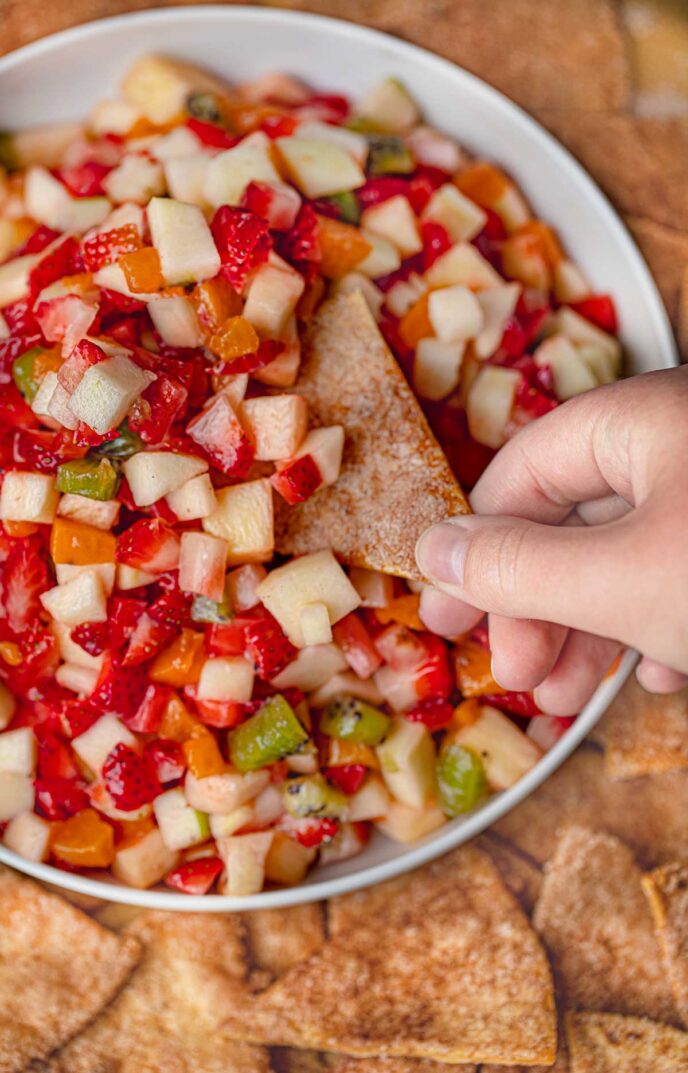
[454,162,509,207]
[150,629,206,688]
[209,315,260,360]
[157,694,208,743]
[119,247,164,293]
[183,735,226,778]
[192,277,242,335]
[51,808,115,868]
[316,215,371,279]
[50,518,116,565]
[375,593,425,631]
[398,292,433,349]
[452,639,506,698]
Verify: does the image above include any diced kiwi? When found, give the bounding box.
[366,135,415,176]
[282,773,349,818]
[320,696,390,746]
[437,741,487,817]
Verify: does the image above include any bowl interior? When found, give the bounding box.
[0,5,677,909]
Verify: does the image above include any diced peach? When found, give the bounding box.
[50,518,116,565]
[316,215,372,279]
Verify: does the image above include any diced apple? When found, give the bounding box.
[69,355,156,435]
[148,295,204,348]
[163,154,211,207]
[103,154,165,205]
[376,800,446,843]
[72,714,137,775]
[425,242,502,289]
[349,567,394,608]
[196,656,254,703]
[295,120,368,167]
[577,343,617,386]
[178,530,228,602]
[243,263,305,337]
[0,727,35,775]
[0,683,16,731]
[116,564,157,590]
[122,451,208,508]
[204,137,282,208]
[0,775,35,823]
[356,78,420,132]
[185,770,268,815]
[0,254,37,309]
[405,126,464,172]
[54,662,99,696]
[31,371,62,423]
[454,705,543,790]
[300,603,333,646]
[466,365,521,449]
[166,473,217,522]
[148,126,202,161]
[356,231,401,278]
[240,71,309,104]
[309,671,384,708]
[348,774,390,821]
[428,285,484,343]
[475,282,521,359]
[40,569,107,627]
[89,99,141,137]
[24,166,111,231]
[244,180,302,230]
[553,260,590,303]
[4,121,83,168]
[252,317,301,388]
[55,562,116,596]
[534,335,598,401]
[3,811,50,862]
[493,185,531,232]
[0,471,59,525]
[421,182,486,242]
[121,54,230,125]
[288,426,344,486]
[217,831,274,896]
[413,337,465,401]
[47,379,80,430]
[147,196,220,285]
[285,746,319,775]
[89,201,145,239]
[209,806,254,839]
[218,373,249,408]
[51,620,104,671]
[226,564,267,612]
[276,137,365,199]
[258,550,360,648]
[553,307,622,369]
[361,195,422,257]
[376,718,437,809]
[153,787,210,851]
[238,394,307,461]
[111,827,179,889]
[58,493,120,531]
[331,273,384,319]
[202,479,274,565]
[270,643,348,691]
[264,830,316,885]
[318,822,368,866]
[385,273,427,318]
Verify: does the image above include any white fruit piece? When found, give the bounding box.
[24,166,111,232]
[276,137,365,199]
[121,54,230,125]
[30,371,62,422]
[204,138,281,208]
[348,774,390,822]
[385,273,427,318]
[534,335,598,401]
[209,807,254,840]
[7,121,84,168]
[405,126,464,172]
[3,811,51,862]
[0,727,36,776]
[421,182,487,242]
[93,261,159,303]
[103,154,165,205]
[178,530,228,603]
[294,121,368,167]
[425,242,502,290]
[153,787,210,851]
[51,620,104,671]
[300,603,333,646]
[376,718,437,809]
[553,307,622,369]
[554,260,590,303]
[226,563,267,612]
[428,285,484,343]
[253,316,301,388]
[356,78,420,132]
[527,715,569,751]
[257,550,360,648]
[0,775,35,823]
[58,493,120,531]
[47,380,80,431]
[166,473,217,522]
[240,71,309,104]
[577,343,618,386]
[330,273,384,320]
[0,471,59,525]
[89,201,145,239]
[309,671,384,709]
[40,568,107,628]
[122,450,208,508]
[55,662,99,696]
[265,831,316,885]
[148,126,202,161]
[373,663,421,712]
[356,231,401,278]
[243,263,305,337]
[349,567,394,608]
[72,714,137,774]
[475,282,521,359]
[89,99,141,137]
[147,196,220,285]
[185,770,268,815]
[69,355,156,435]
[116,564,157,590]
[238,394,307,461]
[285,748,319,775]
[318,822,368,866]
[148,295,205,348]
[163,154,211,207]
[493,184,531,232]
[376,801,446,843]
[202,479,274,565]
[196,656,254,703]
[289,426,344,486]
[466,365,520,449]
[413,337,465,401]
[112,827,179,889]
[217,831,274,896]
[0,254,38,308]
[361,195,422,257]
[88,780,152,822]
[270,643,348,691]
[218,373,249,408]
[0,683,16,731]
[55,562,116,596]
[454,705,543,790]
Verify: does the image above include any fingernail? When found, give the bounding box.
[415,521,470,586]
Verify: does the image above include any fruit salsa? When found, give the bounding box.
[0,56,622,896]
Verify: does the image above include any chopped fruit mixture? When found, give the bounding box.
[0,56,620,895]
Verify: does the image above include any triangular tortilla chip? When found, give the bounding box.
[49,911,268,1073]
[479,832,542,914]
[243,903,326,985]
[533,826,676,1023]
[565,1011,688,1073]
[495,743,688,868]
[642,862,688,1028]
[222,845,556,1066]
[626,216,688,331]
[275,1053,469,1073]
[0,866,140,1073]
[274,291,469,579]
[597,677,688,779]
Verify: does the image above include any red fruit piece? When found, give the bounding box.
[58,338,107,394]
[102,743,161,811]
[90,653,149,721]
[570,294,618,335]
[357,177,410,209]
[81,223,141,272]
[280,815,339,848]
[28,235,82,296]
[186,393,255,478]
[0,536,49,635]
[374,623,429,670]
[241,181,301,231]
[98,287,147,316]
[35,725,79,780]
[244,610,297,680]
[13,225,60,257]
[127,375,188,445]
[143,738,186,784]
[1,383,37,430]
[148,589,192,629]
[14,428,87,473]
[116,519,181,573]
[332,614,382,679]
[3,297,40,337]
[70,622,108,656]
[60,699,100,739]
[210,205,272,291]
[421,220,452,270]
[479,691,542,718]
[164,856,223,895]
[123,612,175,666]
[325,764,367,796]
[214,338,284,377]
[275,204,320,274]
[260,114,298,139]
[57,161,111,197]
[34,777,89,820]
[204,621,249,657]
[405,698,455,731]
[295,94,349,123]
[270,454,322,505]
[413,635,453,703]
[188,693,245,729]
[109,595,147,649]
[125,683,172,734]
[186,117,237,149]
[0,622,58,699]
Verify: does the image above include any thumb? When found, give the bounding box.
[415,513,637,642]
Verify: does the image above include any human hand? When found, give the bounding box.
[415,367,688,714]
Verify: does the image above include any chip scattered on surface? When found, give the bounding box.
[243,904,326,984]
[598,677,688,779]
[565,1010,688,1073]
[0,867,140,1073]
[642,861,688,1028]
[274,291,469,579]
[478,832,543,914]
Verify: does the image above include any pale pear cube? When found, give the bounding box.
[348,775,390,822]
[153,787,210,851]
[238,394,308,461]
[72,714,137,775]
[55,562,116,596]
[243,263,305,337]
[428,285,484,343]
[178,530,228,603]
[252,315,301,387]
[384,272,427,318]
[300,602,333,646]
[31,370,61,420]
[4,811,50,862]
[209,807,254,839]
[0,775,35,823]
[349,567,394,608]
[217,831,274,896]
[309,668,385,706]
[578,343,617,386]
[290,426,344,486]
[185,770,268,815]
[271,643,348,691]
[0,254,38,308]
[0,727,36,775]
[493,185,531,232]
[276,137,365,198]
[51,621,104,671]
[103,154,164,205]
[0,471,58,524]
[553,306,622,369]
[377,718,437,809]
[421,183,487,242]
[40,569,107,627]
[148,295,204,348]
[405,126,464,172]
[163,154,210,206]
[25,166,108,232]
[356,230,401,278]
[0,683,16,731]
[318,822,367,866]
[218,373,249,407]
[356,77,419,132]
[89,99,141,137]
[554,260,591,303]
[534,335,598,400]
[240,71,309,105]
[226,563,267,612]
[112,827,179,889]
[166,473,217,521]
[147,196,220,285]
[425,242,502,289]
[69,355,156,435]
[330,272,384,319]
[294,121,368,166]
[202,479,274,565]
[257,550,360,648]
[204,138,281,208]
[55,662,99,696]
[265,829,316,884]
[361,195,422,257]
[377,801,446,843]
[122,54,230,125]
[89,201,145,238]
[116,564,157,590]
[475,282,521,359]
[93,261,159,302]
[414,337,465,401]
[466,365,520,449]
[47,379,79,430]
[197,657,254,703]
[123,450,208,507]
[454,706,542,790]
[149,126,202,161]
[58,493,120,531]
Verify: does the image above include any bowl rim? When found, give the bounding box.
[0,5,678,910]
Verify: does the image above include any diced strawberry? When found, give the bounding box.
[187,692,245,729]
[143,738,186,784]
[125,683,172,734]
[98,287,147,316]
[294,93,349,123]
[148,588,192,629]
[186,393,255,478]
[408,166,448,214]
[81,223,141,272]
[164,856,223,895]
[479,207,508,241]
[109,595,148,649]
[35,295,99,355]
[35,724,79,780]
[102,743,161,812]
[1,383,38,430]
[214,338,284,377]
[60,699,100,739]
[13,225,61,257]
[278,814,339,848]
[270,454,322,505]
[471,624,490,648]
[116,519,181,573]
[57,160,112,197]
[70,622,109,656]
[244,610,297,680]
[72,423,120,449]
[28,235,82,296]
[127,374,188,445]
[332,614,382,679]
[3,297,40,337]
[357,177,410,210]
[58,338,107,394]
[275,204,320,275]
[412,635,453,703]
[0,622,59,699]
[185,117,238,149]
[405,697,454,731]
[421,220,452,270]
[570,294,618,334]
[0,536,49,635]
[204,621,249,657]
[122,612,175,666]
[241,180,301,231]
[374,252,425,294]
[260,114,298,139]
[105,315,143,348]
[430,406,496,491]
[479,691,542,718]
[34,776,89,820]
[90,652,150,722]
[324,764,367,795]
[14,428,86,474]
[210,205,272,291]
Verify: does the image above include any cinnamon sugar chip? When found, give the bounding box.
[48,911,268,1073]
[479,832,543,914]
[625,216,688,333]
[642,862,688,1027]
[599,677,688,779]
[533,826,677,1023]
[275,1054,471,1073]
[0,866,140,1073]
[222,845,556,1066]
[274,291,469,579]
[565,1011,688,1073]
[243,903,326,984]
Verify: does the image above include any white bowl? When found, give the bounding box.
[0,6,677,910]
